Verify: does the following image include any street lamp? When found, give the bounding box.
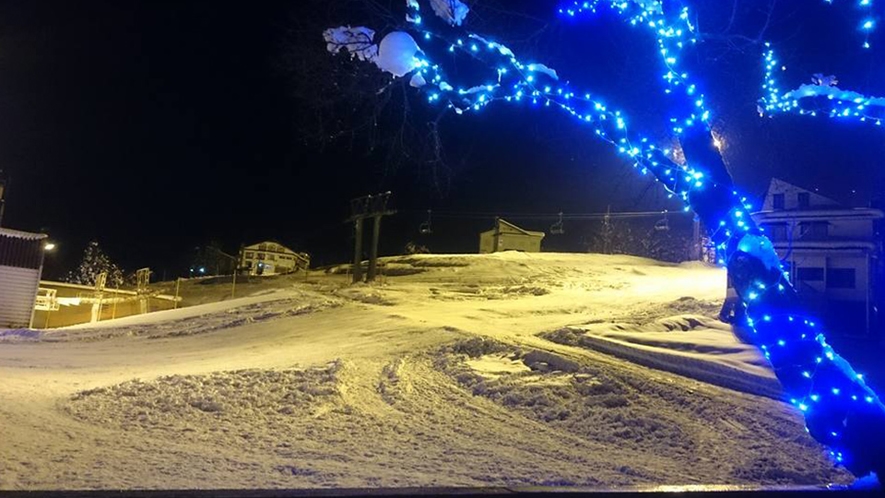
[44,242,57,252]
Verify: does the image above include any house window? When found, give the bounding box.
[798,192,810,209]
[827,268,856,289]
[245,252,254,259]
[257,253,265,260]
[772,193,785,210]
[763,224,787,241]
[797,267,824,281]
[800,221,828,238]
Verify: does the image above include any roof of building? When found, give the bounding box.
[754,207,884,221]
[0,227,47,241]
[755,178,882,219]
[480,218,546,238]
[769,241,878,252]
[242,240,297,253]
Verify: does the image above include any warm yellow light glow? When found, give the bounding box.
[44,242,56,251]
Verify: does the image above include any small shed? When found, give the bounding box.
[0,228,47,328]
[479,218,545,254]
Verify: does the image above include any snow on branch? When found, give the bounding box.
[323,26,379,62]
[324,27,424,79]
[429,0,469,26]
[760,46,885,125]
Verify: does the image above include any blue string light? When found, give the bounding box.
[760,44,885,125]
[326,0,885,479]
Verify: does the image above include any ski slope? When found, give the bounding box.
[0,253,851,489]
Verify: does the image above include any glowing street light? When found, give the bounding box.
[44,242,57,252]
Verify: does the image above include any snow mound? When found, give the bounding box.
[437,338,843,485]
[67,362,343,434]
[334,286,397,306]
[465,353,532,378]
[543,312,781,399]
[24,293,341,342]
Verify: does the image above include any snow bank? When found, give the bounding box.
[5,290,341,343]
[438,339,845,485]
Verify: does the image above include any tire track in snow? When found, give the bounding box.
[547,331,783,400]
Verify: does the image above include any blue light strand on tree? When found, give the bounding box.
[560,1,885,479]
[822,0,879,48]
[325,0,885,480]
[760,44,885,125]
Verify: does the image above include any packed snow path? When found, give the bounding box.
[0,253,851,489]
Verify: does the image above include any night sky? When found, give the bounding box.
[1,0,884,278]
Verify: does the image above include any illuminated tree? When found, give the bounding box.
[67,241,125,288]
[322,0,885,481]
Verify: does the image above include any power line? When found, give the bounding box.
[399,209,693,221]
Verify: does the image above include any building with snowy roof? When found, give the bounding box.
[752,178,883,338]
[479,218,545,254]
[0,228,47,329]
[239,241,309,276]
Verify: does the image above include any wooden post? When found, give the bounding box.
[174,277,181,309]
[231,267,237,299]
[352,218,364,284]
[112,286,118,320]
[367,214,382,282]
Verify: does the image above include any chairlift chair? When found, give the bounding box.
[654,212,670,232]
[419,209,433,235]
[550,212,565,235]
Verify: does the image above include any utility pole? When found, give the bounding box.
[347,192,396,284]
[173,277,182,309]
[368,213,383,281]
[205,247,238,299]
[352,217,365,284]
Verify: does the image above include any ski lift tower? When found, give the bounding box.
[347,192,396,284]
[136,267,151,314]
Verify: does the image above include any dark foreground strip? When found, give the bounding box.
[0,485,881,498]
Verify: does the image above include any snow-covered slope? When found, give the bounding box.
[0,252,851,489]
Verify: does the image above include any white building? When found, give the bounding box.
[0,228,47,329]
[752,178,883,337]
[239,241,309,276]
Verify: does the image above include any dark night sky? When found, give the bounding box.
[1,0,884,278]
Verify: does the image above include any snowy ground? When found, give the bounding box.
[0,252,852,489]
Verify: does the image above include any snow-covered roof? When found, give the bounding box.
[242,240,297,254]
[770,241,878,251]
[0,227,47,241]
[753,207,884,222]
[492,218,545,238]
